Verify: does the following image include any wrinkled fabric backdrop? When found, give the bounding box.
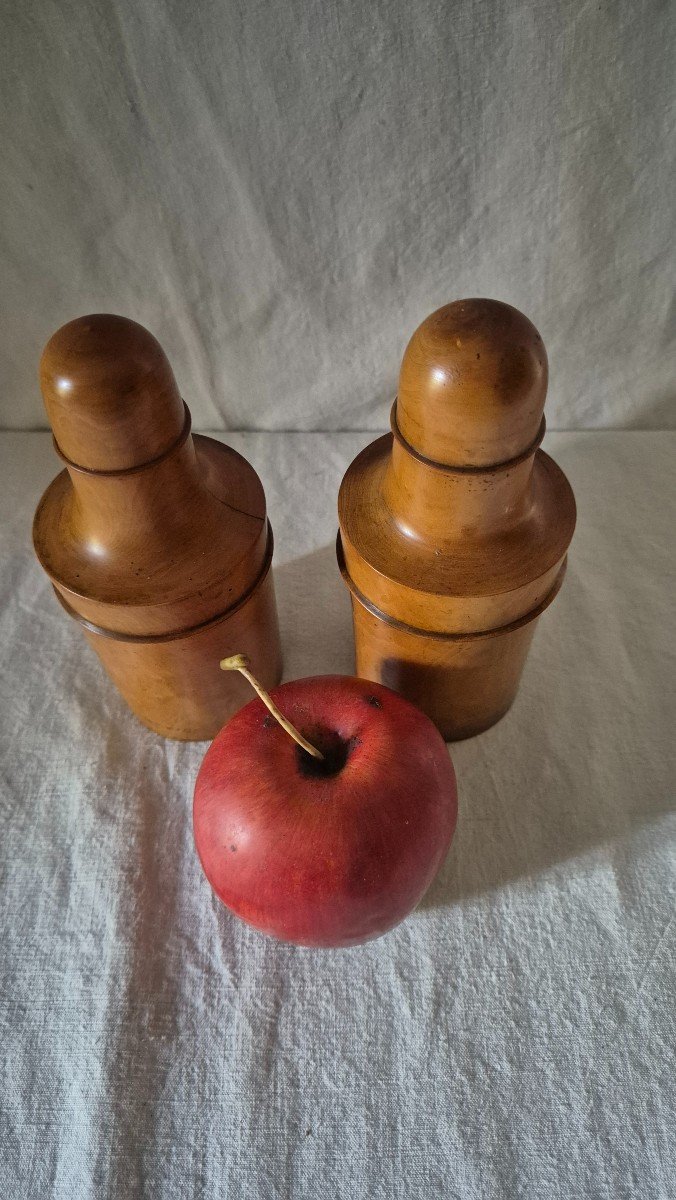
[1,5,676,1200]
[1,0,675,432]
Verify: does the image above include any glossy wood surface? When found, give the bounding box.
[338,299,576,740]
[397,298,547,467]
[347,593,539,742]
[40,315,186,472]
[33,315,282,740]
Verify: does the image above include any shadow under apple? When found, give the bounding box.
[275,543,674,911]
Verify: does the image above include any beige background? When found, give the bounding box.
[2,0,675,432]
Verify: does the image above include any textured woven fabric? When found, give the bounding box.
[2,1,675,433]
[0,430,674,1199]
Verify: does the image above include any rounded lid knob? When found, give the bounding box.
[397,299,548,468]
[40,314,185,472]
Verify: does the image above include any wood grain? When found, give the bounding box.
[338,299,576,740]
[33,315,282,740]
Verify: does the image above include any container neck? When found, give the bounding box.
[66,438,205,556]
[382,435,536,545]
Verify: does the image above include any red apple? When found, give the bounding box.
[193,671,457,948]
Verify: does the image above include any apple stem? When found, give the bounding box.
[220,654,324,761]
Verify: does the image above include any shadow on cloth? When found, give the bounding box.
[273,542,355,680]
[274,543,674,911]
[419,557,674,908]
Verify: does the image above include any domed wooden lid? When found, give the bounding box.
[40,315,185,472]
[397,299,547,468]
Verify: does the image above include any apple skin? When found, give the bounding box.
[193,675,457,948]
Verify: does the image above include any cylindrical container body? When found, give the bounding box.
[77,564,281,740]
[347,586,544,741]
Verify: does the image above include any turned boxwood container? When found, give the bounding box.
[33,315,282,740]
[337,299,576,740]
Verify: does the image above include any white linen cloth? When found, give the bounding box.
[0,430,674,1199]
[2,1,675,434]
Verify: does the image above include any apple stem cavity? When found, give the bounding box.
[220,654,324,761]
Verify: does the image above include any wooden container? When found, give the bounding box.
[338,299,576,740]
[33,315,282,740]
